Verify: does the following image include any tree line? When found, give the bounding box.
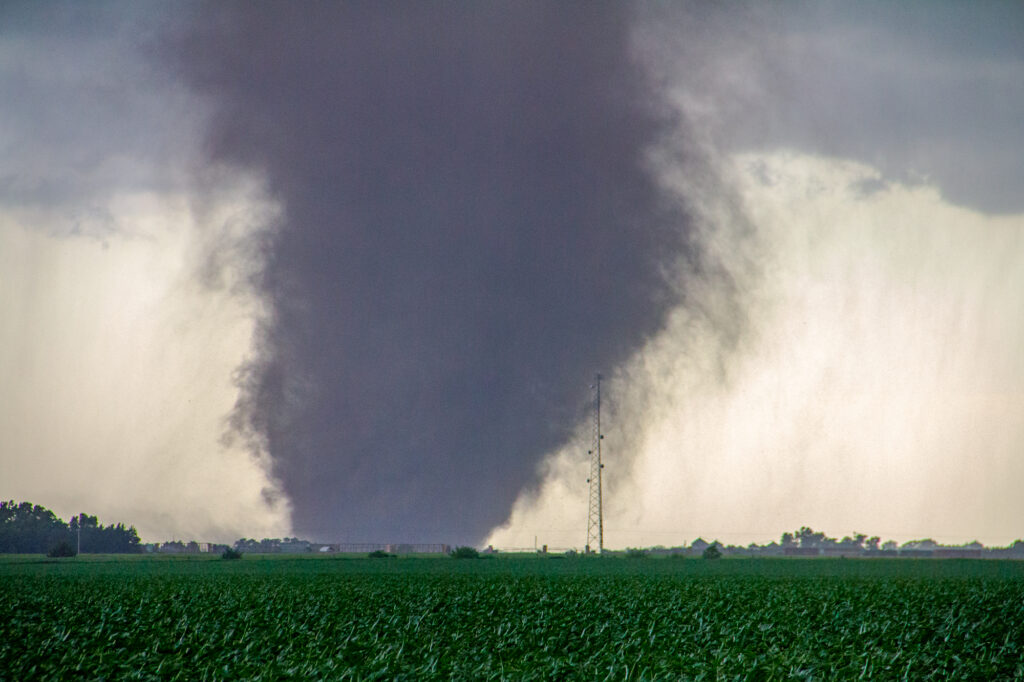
[0,500,141,554]
[668,526,1023,558]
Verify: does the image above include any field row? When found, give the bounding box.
[3,561,1023,679]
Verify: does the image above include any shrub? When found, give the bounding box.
[450,546,480,559]
[625,548,647,559]
[702,543,722,560]
[221,547,243,560]
[47,541,77,558]
[368,550,396,559]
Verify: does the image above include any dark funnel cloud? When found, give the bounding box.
[173,4,684,543]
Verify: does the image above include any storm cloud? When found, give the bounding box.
[171,5,686,542]
[638,2,1024,214]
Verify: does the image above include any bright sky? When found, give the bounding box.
[488,151,1024,550]
[0,188,289,541]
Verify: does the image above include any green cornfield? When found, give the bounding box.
[2,555,1023,680]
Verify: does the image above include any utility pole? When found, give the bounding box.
[585,374,604,554]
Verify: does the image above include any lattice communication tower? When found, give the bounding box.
[585,373,604,554]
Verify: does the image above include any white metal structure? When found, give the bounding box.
[585,374,604,554]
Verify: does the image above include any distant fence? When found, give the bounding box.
[333,543,451,555]
[147,542,453,555]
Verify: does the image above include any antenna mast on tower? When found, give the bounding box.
[585,373,604,554]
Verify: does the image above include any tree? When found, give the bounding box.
[0,500,72,553]
[221,547,243,560]
[47,541,77,558]
[796,527,832,548]
[702,542,722,560]
[450,546,480,559]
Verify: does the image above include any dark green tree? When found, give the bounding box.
[450,546,480,559]
[0,501,141,553]
[47,540,77,558]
